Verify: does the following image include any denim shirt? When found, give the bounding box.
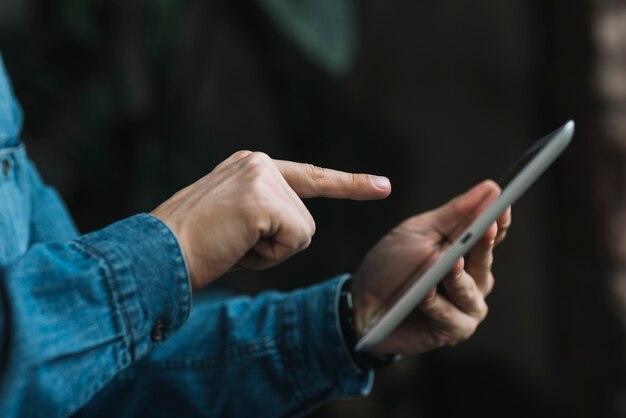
[0,54,372,418]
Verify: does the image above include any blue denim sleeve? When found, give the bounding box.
[75,275,373,418]
[26,159,80,243]
[0,214,191,418]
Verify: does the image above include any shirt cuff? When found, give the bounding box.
[75,213,191,362]
[281,274,374,404]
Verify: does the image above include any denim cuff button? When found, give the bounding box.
[151,319,167,343]
[2,159,10,175]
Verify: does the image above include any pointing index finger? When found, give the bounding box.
[274,160,392,200]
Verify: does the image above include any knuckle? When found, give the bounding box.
[282,231,308,253]
[420,294,437,310]
[247,209,272,235]
[458,326,476,343]
[430,336,446,349]
[478,302,489,321]
[454,281,475,300]
[433,305,453,323]
[439,333,457,347]
[483,273,495,295]
[451,322,477,345]
[305,163,326,182]
[250,151,272,162]
[300,223,314,247]
[247,180,272,205]
[301,210,316,237]
[264,251,282,263]
[245,152,273,171]
[300,236,313,250]
[349,172,362,190]
[286,241,302,253]
[230,150,253,160]
[484,250,494,264]
[271,248,287,262]
[243,164,268,183]
[460,288,475,302]
[471,258,491,274]
[243,153,279,187]
[242,193,275,229]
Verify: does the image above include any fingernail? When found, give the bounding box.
[489,239,495,246]
[369,175,390,190]
[455,271,463,281]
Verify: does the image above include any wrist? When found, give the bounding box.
[150,207,199,289]
[338,277,399,370]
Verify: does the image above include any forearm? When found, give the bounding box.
[0,214,191,417]
[75,276,372,418]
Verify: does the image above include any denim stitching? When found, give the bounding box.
[141,214,191,327]
[72,240,136,360]
[58,242,131,417]
[0,144,22,156]
[137,337,278,371]
[277,294,307,406]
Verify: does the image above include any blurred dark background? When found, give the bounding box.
[1,0,624,417]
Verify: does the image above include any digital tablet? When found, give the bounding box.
[355,120,575,352]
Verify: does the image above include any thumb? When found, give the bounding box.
[427,180,501,235]
[274,160,392,200]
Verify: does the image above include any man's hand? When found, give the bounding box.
[152,151,391,289]
[352,180,511,355]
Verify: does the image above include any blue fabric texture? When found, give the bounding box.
[0,54,372,417]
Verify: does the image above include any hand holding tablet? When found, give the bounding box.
[351,180,509,355]
[353,121,574,354]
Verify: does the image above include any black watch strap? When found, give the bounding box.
[338,278,399,370]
